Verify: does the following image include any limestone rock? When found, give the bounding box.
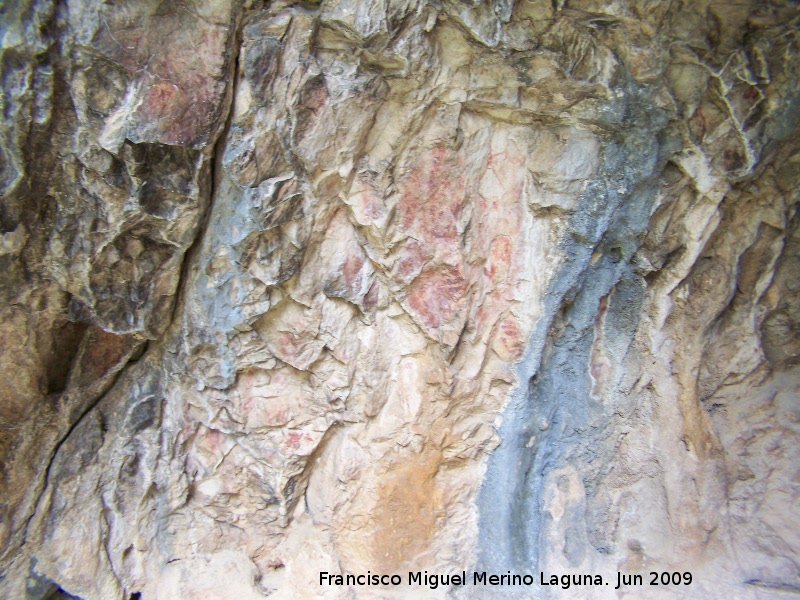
[0,1,798,599]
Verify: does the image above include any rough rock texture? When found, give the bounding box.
[0,0,799,598]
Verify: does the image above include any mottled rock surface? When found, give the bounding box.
[0,0,799,598]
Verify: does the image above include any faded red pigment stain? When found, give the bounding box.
[142,80,180,115]
[392,240,432,284]
[394,138,532,355]
[362,281,380,312]
[317,209,374,304]
[342,250,363,285]
[485,144,524,171]
[235,368,305,429]
[473,150,525,283]
[234,384,325,460]
[282,430,318,455]
[363,194,384,221]
[300,77,329,114]
[139,73,215,145]
[96,13,230,146]
[486,235,512,283]
[246,397,291,428]
[405,265,467,331]
[347,180,388,227]
[395,146,470,337]
[339,244,371,301]
[196,427,224,456]
[275,332,302,362]
[397,145,466,244]
[76,327,129,384]
[492,316,525,362]
[466,140,529,350]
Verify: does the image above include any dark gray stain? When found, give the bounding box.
[475,71,671,593]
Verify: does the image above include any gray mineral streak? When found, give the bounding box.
[0,0,799,599]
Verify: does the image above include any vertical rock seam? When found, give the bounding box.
[0,1,798,599]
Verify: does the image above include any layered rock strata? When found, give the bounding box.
[0,0,798,598]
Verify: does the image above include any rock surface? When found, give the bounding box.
[0,0,798,598]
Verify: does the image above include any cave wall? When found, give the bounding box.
[1,0,799,598]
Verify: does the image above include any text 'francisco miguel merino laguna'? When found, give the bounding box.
[320,571,611,590]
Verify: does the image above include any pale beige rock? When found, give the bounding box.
[0,1,799,599]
